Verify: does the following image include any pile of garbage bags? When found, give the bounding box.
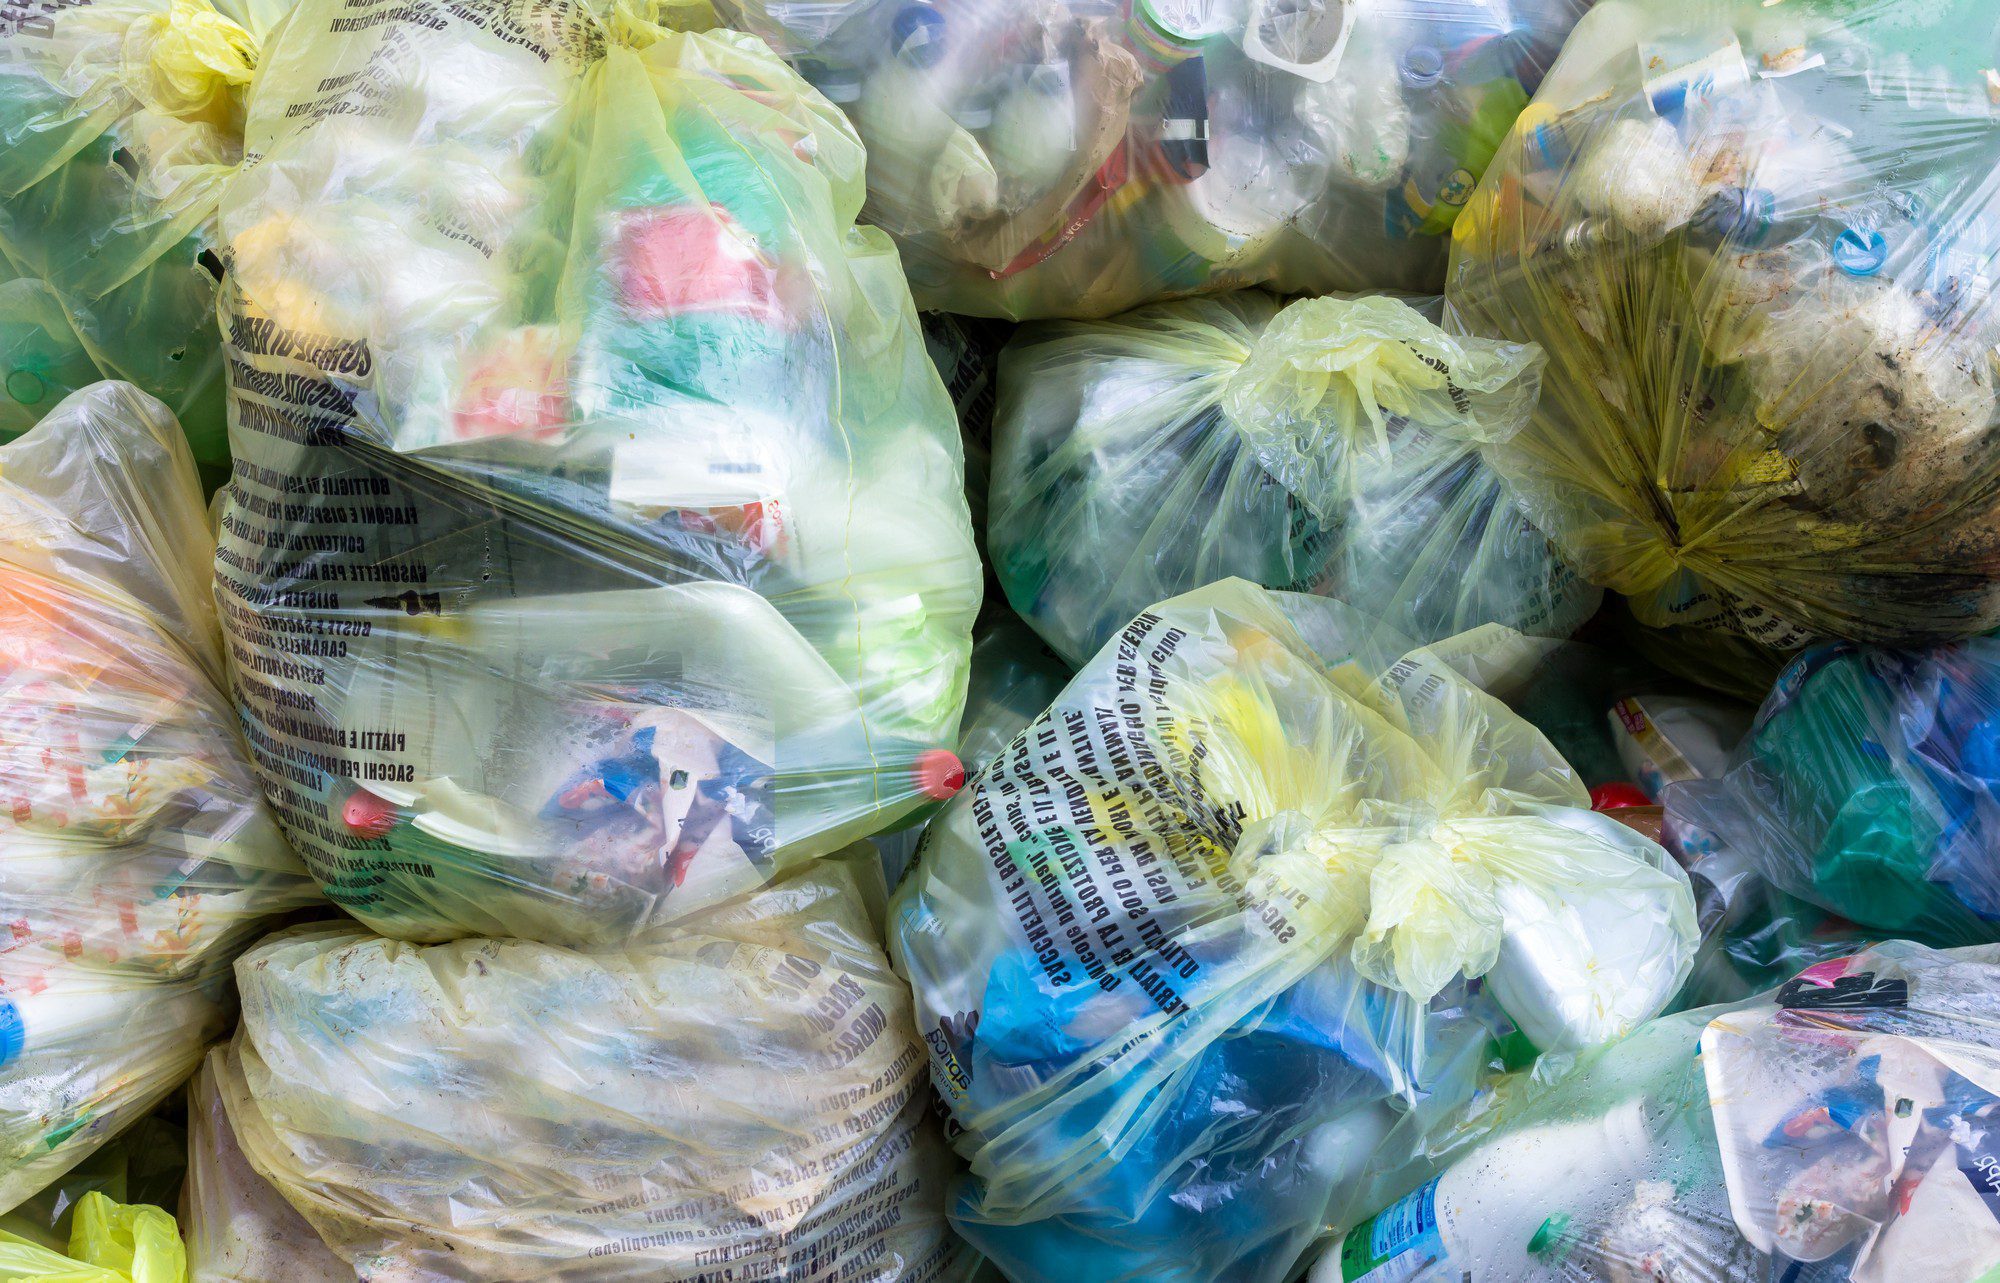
[1,0,1999,1278]
[714,0,1592,318]
[0,383,316,1214]
[987,289,1595,666]
[212,0,982,947]
[1316,939,2000,1280]
[891,579,1697,1281]
[1447,0,2000,654]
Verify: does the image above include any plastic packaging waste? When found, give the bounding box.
[711,0,1592,319]
[1448,0,2000,650]
[1672,638,2000,949]
[215,852,969,1282]
[211,0,983,948]
[4,1115,185,1256]
[0,383,317,1213]
[874,612,1070,885]
[183,1053,356,1283]
[1315,940,2000,1282]
[890,578,1697,1283]
[0,0,292,481]
[988,290,1595,668]
[0,1191,187,1283]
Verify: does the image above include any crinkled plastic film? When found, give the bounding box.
[988,290,1596,669]
[1447,0,2000,649]
[0,382,316,1214]
[0,0,290,474]
[218,852,970,1282]
[889,579,1696,1283]
[1671,638,2000,949]
[1320,941,2000,1282]
[712,0,1591,319]
[0,1190,187,1283]
[211,0,982,948]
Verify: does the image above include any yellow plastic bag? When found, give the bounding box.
[0,1193,186,1283]
[1447,0,2000,651]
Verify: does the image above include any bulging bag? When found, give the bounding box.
[212,0,982,947]
[1670,638,2000,949]
[0,0,292,476]
[0,383,317,1213]
[1448,0,2000,650]
[712,0,1591,319]
[988,290,1595,668]
[1315,941,2000,1282]
[217,853,969,1282]
[890,579,1697,1283]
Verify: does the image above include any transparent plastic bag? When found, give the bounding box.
[889,579,1697,1283]
[1315,941,2000,1282]
[712,0,1590,319]
[1670,638,2000,949]
[0,0,292,478]
[211,0,983,948]
[0,383,318,1213]
[217,853,969,1283]
[1448,0,2000,651]
[181,1053,353,1283]
[988,290,1596,668]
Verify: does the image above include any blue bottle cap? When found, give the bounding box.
[0,999,22,1070]
[1400,44,1444,89]
[890,4,946,69]
[1833,226,1889,276]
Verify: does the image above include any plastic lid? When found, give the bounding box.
[1590,782,1653,811]
[915,749,967,800]
[1832,226,1888,276]
[1527,1212,1572,1258]
[0,999,23,1070]
[342,788,399,838]
[890,4,946,68]
[800,59,861,103]
[1400,44,1444,88]
[4,369,44,406]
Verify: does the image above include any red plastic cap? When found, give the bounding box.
[915,749,967,801]
[1590,782,1653,811]
[342,789,398,838]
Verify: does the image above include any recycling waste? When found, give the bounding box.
[0,383,318,1215]
[0,0,292,480]
[890,578,1699,1283]
[0,1191,187,1283]
[711,0,1592,319]
[211,852,972,1282]
[1314,940,2000,1282]
[1446,0,2000,652]
[1672,637,2000,952]
[211,0,983,947]
[988,289,1596,668]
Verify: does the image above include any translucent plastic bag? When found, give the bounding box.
[712,0,1590,319]
[0,0,292,478]
[217,853,969,1283]
[890,579,1697,1283]
[0,383,317,1213]
[1671,638,2000,949]
[212,0,982,948]
[1447,0,2000,650]
[1314,941,2000,1282]
[988,290,1596,668]
[0,1191,187,1283]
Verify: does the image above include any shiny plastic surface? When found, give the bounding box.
[0,383,316,1213]
[212,0,982,948]
[217,853,969,1282]
[1317,941,2000,1282]
[714,0,1591,318]
[988,289,1595,668]
[0,0,293,473]
[1671,638,2000,948]
[889,578,1697,1283]
[1448,0,2000,649]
